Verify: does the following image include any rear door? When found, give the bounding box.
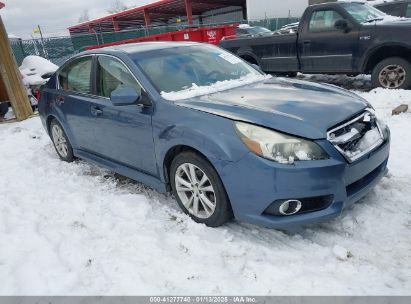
[298,7,359,73]
[56,55,98,153]
[88,55,157,175]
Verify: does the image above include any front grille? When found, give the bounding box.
[327,109,384,163]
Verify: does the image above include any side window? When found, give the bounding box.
[236,29,247,35]
[377,3,404,16]
[96,56,142,98]
[406,4,411,17]
[309,10,345,32]
[59,57,92,94]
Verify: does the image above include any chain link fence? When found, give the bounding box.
[10,17,300,67]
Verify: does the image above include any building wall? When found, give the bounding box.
[246,0,310,20]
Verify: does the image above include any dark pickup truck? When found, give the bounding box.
[220,1,411,89]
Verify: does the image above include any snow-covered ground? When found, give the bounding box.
[0,86,410,295]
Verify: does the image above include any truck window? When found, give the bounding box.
[309,10,344,32]
[407,4,411,17]
[377,3,404,16]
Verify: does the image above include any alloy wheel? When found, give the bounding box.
[51,124,68,158]
[174,163,216,219]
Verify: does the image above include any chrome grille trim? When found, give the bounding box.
[327,108,384,163]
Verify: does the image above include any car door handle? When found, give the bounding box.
[91,106,103,116]
[303,40,311,45]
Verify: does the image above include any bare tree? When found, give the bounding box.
[78,9,90,23]
[107,0,128,14]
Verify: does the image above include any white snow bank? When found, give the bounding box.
[161,74,271,101]
[19,56,58,86]
[8,34,20,39]
[0,87,410,295]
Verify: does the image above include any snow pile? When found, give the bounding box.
[332,245,352,261]
[238,24,252,29]
[7,34,20,40]
[0,86,410,295]
[161,74,271,101]
[355,127,383,151]
[19,56,58,86]
[298,74,372,91]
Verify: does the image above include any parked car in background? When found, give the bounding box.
[220,1,411,89]
[275,22,300,34]
[236,24,272,36]
[374,0,411,17]
[222,24,271,41]
[39,42,390,229]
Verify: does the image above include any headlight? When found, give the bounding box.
[234,122,328,164]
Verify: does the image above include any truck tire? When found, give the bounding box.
[372,57,411,89]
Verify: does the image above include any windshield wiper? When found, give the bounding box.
[364,17,384,23]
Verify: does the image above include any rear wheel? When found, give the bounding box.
[50,119,74,162]
[372,57,411,89]
[170,152,233,227]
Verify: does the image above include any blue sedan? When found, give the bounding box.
[38,42,390,228]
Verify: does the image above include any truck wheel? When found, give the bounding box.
[372,57,411,89]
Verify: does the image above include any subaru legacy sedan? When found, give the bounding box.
[38,42,390,228]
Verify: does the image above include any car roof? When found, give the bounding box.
[85,41,202,55]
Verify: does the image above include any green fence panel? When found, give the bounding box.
[10,16,301,67]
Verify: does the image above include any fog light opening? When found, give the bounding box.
[279,200,302,216]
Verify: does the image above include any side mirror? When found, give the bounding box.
[334,19,349,32]
[110,86,141,106]
[252,63,263,73]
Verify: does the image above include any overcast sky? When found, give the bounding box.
[0,0,153,38]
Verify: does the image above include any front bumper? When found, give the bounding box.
[214,135,390,229]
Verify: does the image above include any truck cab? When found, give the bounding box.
[221,1,411,89]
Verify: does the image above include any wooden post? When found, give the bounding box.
[0,15,33,121]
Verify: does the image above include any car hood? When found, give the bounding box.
[368,17,411,28]
[174,77,368,139]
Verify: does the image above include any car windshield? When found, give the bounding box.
[341,2,387,23]
[134,44,264,98]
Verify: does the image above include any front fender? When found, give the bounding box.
[361,42,411,73]
[153,104,249,182]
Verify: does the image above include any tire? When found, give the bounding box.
[50,119,74,162]
[371,57,411,89]
[170,151,233,227]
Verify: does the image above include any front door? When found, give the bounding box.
[90,55,157,176]
[299,8,359,73]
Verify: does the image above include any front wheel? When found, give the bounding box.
[170,152,233,227]
[372,57,411,89]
